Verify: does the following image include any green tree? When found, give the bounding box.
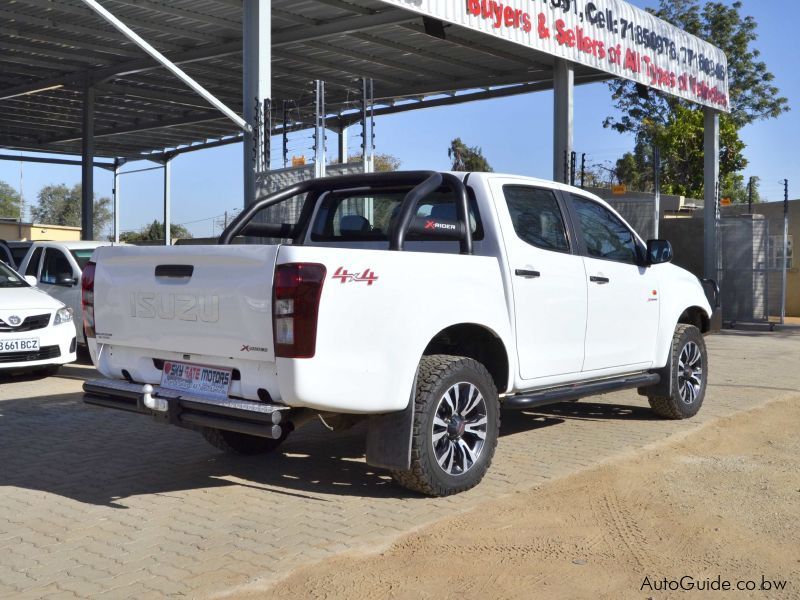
[0,181,22,220]
[448,138,493,172]
[347,153,402,172]
[605,1,788,198]
[120,220,192,243]
[30,183,112,239]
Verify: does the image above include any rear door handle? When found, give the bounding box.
[515,269,541,279]
[590,276,610,284]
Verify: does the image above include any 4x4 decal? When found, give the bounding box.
[332,267,379,286]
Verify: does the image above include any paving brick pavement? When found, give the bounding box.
[1,329,799,598]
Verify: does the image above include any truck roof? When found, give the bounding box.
[29,240,116,250]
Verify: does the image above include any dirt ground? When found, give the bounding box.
[238,397,800,600]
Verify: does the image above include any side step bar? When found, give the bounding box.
[84,378,290,439]
[503,372,660,411]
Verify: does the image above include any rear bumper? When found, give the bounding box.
[83,378,290,439]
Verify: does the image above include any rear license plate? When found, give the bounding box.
[160,360,232,400]
[0,338,39,353]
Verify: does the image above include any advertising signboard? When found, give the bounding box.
[379,0,729,110]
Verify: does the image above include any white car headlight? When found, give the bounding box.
[54,307,73,325]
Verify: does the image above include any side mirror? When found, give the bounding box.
[24,275,37,287]
[646,239,673,265]
[56,275,78,287]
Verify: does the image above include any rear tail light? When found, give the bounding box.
[273,263,326,358]
[82,261,96,339]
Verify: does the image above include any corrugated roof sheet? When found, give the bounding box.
[0,0,608,159]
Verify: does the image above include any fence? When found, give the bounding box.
[601,189,794,324]
[720,203,794,325]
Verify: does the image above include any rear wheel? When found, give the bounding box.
[648,324,707,420]
[201,428,286,456]
[391,355,500,497]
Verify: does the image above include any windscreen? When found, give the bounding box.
[310,189,482,242]
[0,262,28,288]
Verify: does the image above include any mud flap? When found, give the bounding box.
[365,391,415,471]
[638,352,672,398]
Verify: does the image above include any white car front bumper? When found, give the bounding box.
[0,319,77,370]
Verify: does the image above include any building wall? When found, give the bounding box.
[0,222,82,242]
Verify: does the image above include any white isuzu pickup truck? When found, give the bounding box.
[83,171,717,496]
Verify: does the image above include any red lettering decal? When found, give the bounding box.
[537,13,550,38]
[492,1,503,28]
[555,19,575,47]
[522,12,532,33]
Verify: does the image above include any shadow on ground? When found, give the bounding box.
[0,384,669,507]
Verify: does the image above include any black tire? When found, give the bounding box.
[201,428,286,456]
[391,355,500,497]
[648,324,708,420]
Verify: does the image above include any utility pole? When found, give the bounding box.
[781,179,789,325]
[18,155,24,239]
[653,144,661,239]
[580,153,586,189]
[569,151,577,187]
[747,176,754,214]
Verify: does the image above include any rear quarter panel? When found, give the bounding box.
[276,245,513,413]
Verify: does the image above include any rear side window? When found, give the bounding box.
[571,195,639,264]
[311,189,483,242]
[503,185,570,253]
[40,249,73,284]
[25,247,42,277]
[71,249,95,271]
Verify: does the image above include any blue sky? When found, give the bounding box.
[1,0,797,238]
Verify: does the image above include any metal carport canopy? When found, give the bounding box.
[0,0,727,160]
[0,0,727,277]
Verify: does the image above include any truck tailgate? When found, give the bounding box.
[93,245,279,360]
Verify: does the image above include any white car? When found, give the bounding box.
[0,261,77,375]
[19,240,116,346]
[83,171,716,496]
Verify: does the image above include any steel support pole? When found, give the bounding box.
[81,80,95,241]
[703,108,720,280]
[243,0,271,208]
[314,80,326,178]
[653,145,661,239]
[113,159,121,243]
[361,77,375,174]
[553,59,574,184]
[163,159,172,246]
[781,180,789,325]
[338,124,348,164]
[79,0,248,132]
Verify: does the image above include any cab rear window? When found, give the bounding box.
[310,189,483,242]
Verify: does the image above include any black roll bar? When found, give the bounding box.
[389,172,442,252]
[219,170,473,254]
